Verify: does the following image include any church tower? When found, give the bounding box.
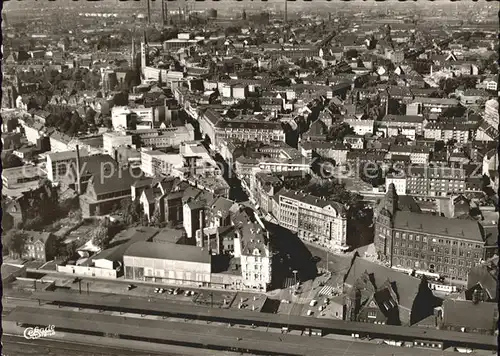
[374,183,399,263]
[384,183,399,217]
[140,30,148,75]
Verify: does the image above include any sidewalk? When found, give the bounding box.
[27,267,268,297]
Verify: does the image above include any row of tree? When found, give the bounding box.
[21,181,61,230]
[4,229,80,261]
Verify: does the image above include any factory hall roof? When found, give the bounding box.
[125,241,211,264]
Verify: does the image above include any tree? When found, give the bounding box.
[359,163,384,188]
[91,218,111,250]
[23,216,45,230]
[150,208,163,227]
[121,198,142,225]
[112,91,128,106]
[434,140,446,152]
[4,230,29,258]
[327,123,355,141]
[304,179,365,219]
[65,241,78,259]
[441,106,466,118]
[85,107,97,125]
[104,118,113,129]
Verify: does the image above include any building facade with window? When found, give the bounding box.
[274,189,348,251]
[23,231,57,262]
[124,241,211,287]
[234,222,272,292]
[385,165,466,197]
[214,120,286,147]
[374,184,486,281]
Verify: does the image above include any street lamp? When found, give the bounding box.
[292,270,298,286]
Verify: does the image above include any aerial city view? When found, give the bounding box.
[0,0,498,355]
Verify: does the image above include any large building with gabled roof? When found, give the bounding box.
[374,183,487,281]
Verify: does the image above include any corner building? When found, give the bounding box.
[374,184,486,281]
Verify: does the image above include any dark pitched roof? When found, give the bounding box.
[25,231,53,244]
[442,299,498,331]
[238,222,270,257]
[202,108,223,126]
[89,167,143,195]
[393,211,484,242]
[467,258,498,301]
[210,197,236,218]
[304,119,327,136]
[344,256,422,311]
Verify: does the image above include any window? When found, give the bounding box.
[368,310,377,319]
[423,236,427,243]
[415,236,420,242]
[409,234,413,241]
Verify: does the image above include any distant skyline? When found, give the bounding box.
[3,0,492,11]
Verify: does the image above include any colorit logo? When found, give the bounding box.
[23,325,56,340]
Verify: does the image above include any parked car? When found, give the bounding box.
[127,284,135,291]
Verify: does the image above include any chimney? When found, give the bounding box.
[284,0,287,24]
[75,145,82,195]
[199,209,205,248]
[161,0,165,27]
[147,0,151,25]
[216,229,220,255]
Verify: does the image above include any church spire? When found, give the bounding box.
[131,36,136,69]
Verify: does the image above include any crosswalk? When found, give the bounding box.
[318,285,335,296]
